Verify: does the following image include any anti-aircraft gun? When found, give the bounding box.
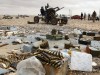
[34,4,68,25]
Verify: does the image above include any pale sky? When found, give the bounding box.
[0,0,100,15]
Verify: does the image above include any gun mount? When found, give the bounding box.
[33,4,68,25]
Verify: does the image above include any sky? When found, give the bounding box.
[0,0,100,16]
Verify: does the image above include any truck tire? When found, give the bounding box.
[34,16,39,23]
[61,18,68,24]
[51,18,58,25]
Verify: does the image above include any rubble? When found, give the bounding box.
[0,25,100,75]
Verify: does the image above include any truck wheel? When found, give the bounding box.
[34,16,39,23]
[51,18,58,25]
[61,19,68,24]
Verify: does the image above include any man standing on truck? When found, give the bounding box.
[40,6,45,16]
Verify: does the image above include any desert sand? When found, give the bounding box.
[0,15,100,31]
[1,15,100,56]
[0,15,100,75]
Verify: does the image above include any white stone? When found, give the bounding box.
[16,56,45,75]
[91,41,100,50]
[70,51,92,71]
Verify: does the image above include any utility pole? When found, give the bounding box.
[70,10,72,17]
[69,9,72,19]
[99,9,100,19]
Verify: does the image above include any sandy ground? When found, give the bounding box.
[0,15,100,31]
[0,15,100,75]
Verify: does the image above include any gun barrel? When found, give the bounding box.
[60,7,64,10]
[56,7,64,12]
